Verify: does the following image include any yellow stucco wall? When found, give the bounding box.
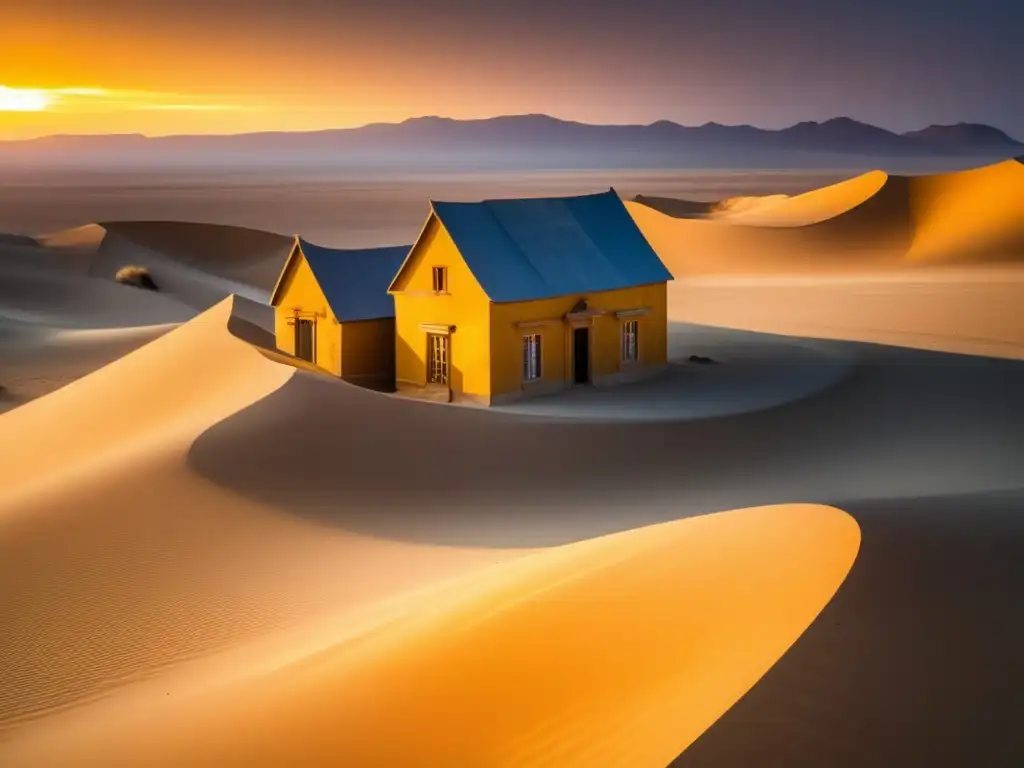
[489,282,668,401]
[340,318,396,391]
[272,250,343,376]
[390,217,492,399]
[391,215,669,404]
[272,246,390,387]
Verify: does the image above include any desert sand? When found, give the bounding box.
[1,158,1023,766]
[629,157,1024,273]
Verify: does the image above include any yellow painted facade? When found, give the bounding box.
[272,249,343,376]
[390,216,669,405]
[391,217,493,400]
[271,246,394,389]
[489,283,668,402]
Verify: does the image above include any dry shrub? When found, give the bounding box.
[114,265,159,291]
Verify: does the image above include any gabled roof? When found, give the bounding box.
[271,237,411,322]
[388,189,671,302]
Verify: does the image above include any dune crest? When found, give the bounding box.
[37,224,107,253]
[2,503,859,768]
[0,297,286,498]
[714,170,890,227]
[27,220,291,312]
[629,159,1024,275]
[0,296,528,733]
[906,157,1024,262]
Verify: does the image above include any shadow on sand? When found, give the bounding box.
[187,332,1022,548]
[185,328,1024,765]
[674,489,1024,768]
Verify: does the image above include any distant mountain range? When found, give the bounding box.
[4,115,1022,172]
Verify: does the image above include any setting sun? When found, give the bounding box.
[0,86,52,112]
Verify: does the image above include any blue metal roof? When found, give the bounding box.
[428,189,671,303]
[298,239,411,322]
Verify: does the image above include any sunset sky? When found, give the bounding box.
[1,0,1022,140]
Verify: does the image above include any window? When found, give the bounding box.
[621,320,638,363]
[432,266,447,293]
[523,334,542,381]
[294,318,316,363]
[427,334,449,385]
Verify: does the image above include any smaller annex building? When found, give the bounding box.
[388,189,673,405]
[270,237,410,391]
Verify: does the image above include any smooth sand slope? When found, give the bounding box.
[628,157,1024,274]
[668,267,1024,360]
[194,310,1024,768]
[0,238,192,413]
[0,299,518,734]
[0,299,860,766]
[32,220,291,309]
[99,221,293,293]
[4,501,858,767]
[0,219,289,412]
[0,293,1021,765]
[79,221,291,309]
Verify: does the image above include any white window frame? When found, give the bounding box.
[621,320,638,363]
[523,333,542,381]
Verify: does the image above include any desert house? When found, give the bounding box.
[388,189,673,405]
[270,237,410,391]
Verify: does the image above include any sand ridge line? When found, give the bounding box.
[0,504,861,768]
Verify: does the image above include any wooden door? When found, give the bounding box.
[427,334,449,385]
[295,318,316,363]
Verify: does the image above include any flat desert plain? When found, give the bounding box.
[1,160,1022,767]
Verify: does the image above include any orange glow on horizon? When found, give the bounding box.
[0,85,248,114]
[0,9,631,141]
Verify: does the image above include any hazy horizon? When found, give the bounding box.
[0,168,862,243]
[3,112,1023,143]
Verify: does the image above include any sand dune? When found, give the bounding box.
[0,218,284,413]
[0,323,177,415]
[0,253,191,330]
[36,223,106,252]
[101,221,293,289]
[626,181,911,275]
[28,220,291,310]
[0,298,521,734]
[668,267,1024,360]
[91,230,275,311]
[0,237,193,411]
[906,157,1024,262]
[1,292,1020,766]
[3,502,858,768]
[0,233,38,248]
[629,158,1024,274]
[3,159,1024,766]
[0,299,861,766]
[714,170,890,227]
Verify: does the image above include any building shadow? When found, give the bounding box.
[184,327,1024,763]
[186,330,1024,548]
